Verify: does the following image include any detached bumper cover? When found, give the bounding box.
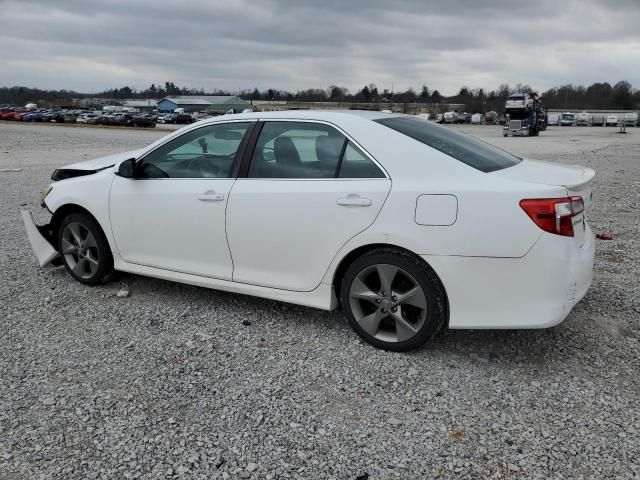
[21,210,59,267]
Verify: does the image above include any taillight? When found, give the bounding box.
[519,196,584,237]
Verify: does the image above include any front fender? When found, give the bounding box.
[45,169,117,254]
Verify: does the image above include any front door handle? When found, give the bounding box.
[337,196,372,207]
[198,191,224,202]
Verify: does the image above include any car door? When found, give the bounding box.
[226,120,391,292]
[109,121,254,279]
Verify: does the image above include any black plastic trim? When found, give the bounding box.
[237,121,264,178]
[229,122,257,179]
[51,165,113,181]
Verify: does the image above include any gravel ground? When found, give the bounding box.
[1,122,639,479]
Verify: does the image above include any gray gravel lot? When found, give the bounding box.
[1,121,639,479]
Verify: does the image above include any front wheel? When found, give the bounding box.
[58,212,113,285]
[340,248,447,352]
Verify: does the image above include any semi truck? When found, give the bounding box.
[503,93,547,137]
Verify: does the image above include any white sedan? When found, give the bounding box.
[22,111,595,351]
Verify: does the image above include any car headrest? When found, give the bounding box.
[274,136,301,165]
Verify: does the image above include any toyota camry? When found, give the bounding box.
[22,111,595,351]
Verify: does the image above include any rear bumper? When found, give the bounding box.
[424,226,595,329]
[21,210,59,267]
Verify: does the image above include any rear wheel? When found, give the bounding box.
[340,248,447,352]
[58,212,113,285]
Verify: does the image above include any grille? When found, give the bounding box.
[509,120,522,130]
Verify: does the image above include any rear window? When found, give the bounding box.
[375,116,521,173]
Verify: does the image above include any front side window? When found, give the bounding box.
[375,116,521,173]
[138,122,251,178]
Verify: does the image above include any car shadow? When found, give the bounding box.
[103,271,598,367]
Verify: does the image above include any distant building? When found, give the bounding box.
[122,99,157,113]
[157,95,249,113]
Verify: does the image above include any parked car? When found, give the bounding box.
[576,112,592,126]
[76,113,100,124]
[23,111,595,352]
[443,111,457,123]
[50,111,68,123]
[505,93,534,110]
[174,113,195,124]
[454,112,472,124]
[471,113,483,124]
[14,111,33,121]
[124,114,156,128]
[22,112,44,122]
[606,114,618,126]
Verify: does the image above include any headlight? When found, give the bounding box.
[42,185,53,198]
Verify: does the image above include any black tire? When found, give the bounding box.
[57,212,113,286]
[339,247,448,352]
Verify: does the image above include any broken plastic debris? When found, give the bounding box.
[596,232,613,240]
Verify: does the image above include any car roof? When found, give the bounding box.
[204,109,399,123]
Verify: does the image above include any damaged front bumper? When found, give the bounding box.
[21,210,60,267]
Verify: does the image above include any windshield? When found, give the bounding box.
[562,114,574,120]
[375,116,521,173]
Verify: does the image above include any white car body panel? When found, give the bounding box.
[29,110,595,330]
[414,194,458,226]
[227,178,391,291]
[62,149,144,171]
[109,177,235,280]
[426,226,594,328]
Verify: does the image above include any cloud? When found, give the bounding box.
[0,0,638,94]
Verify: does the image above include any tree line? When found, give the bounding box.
[1,81,638,111]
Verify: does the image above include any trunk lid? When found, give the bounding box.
[493,159,595,247]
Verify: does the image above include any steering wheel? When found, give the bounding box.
[187,156,223,177]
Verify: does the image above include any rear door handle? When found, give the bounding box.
[337,196,372,207]
[198,191,224,202]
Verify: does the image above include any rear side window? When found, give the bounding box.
[339,142,385,178]
[249,122,344,178]
[375,116,521,173]
[248,121,385,179]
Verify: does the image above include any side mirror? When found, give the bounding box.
[115,158,136,178]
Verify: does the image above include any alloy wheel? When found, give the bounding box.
[61,222,100,279]
[348,263,428,343]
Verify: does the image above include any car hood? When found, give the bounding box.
[62,149,143,171]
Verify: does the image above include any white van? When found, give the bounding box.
[471,113,483,124]
[560,112,576,126]
[547,113,560,126]
[623,112,639,127]
[606,114,618,126]
[576,112,592,126]
[591,113,605,126]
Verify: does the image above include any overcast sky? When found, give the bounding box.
[1,0,639,95]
